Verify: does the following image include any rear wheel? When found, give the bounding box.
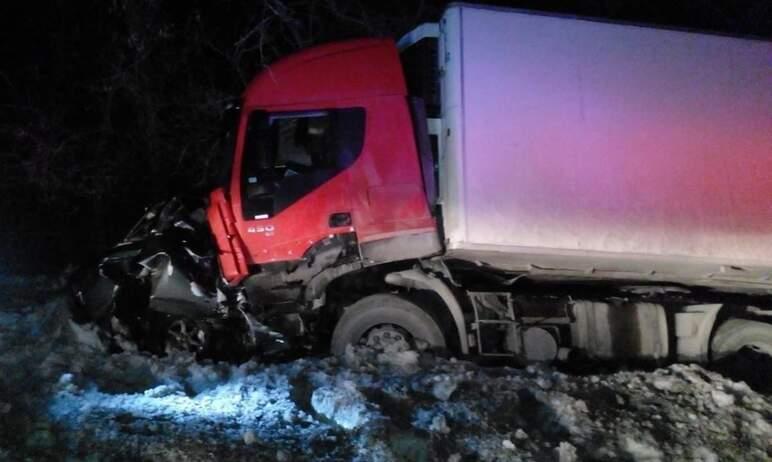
[330,294,447,356]
[710,319,772,361]
[710,319,772,393]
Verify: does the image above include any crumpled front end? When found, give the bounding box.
[70,197,289,361]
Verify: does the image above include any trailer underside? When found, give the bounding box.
[446,245,772,295]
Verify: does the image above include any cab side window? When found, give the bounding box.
[241,108,365,219]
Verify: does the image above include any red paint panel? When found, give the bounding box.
[347,96,436,243]
[367,184,429,222]
[207,188,249,282]
[219,39,436,271]
[243,39,407,108]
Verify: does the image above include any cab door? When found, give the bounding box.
[234,107,365,264]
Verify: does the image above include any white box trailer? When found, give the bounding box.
[434,4,772,292]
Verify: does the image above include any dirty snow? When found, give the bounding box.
[1,273,771,461]
[311,381,374,430]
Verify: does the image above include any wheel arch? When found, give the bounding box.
[677,303,772,362]
[384,268,469,355]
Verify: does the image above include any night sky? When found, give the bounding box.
[1,0,769,270]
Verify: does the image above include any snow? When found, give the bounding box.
[376,349,420,374]
[242,429,256,445]
[428,414,450,434]
[692,446,719,462]
[710,389,735,407]
[66,320,105,351]
[555,441,578,462]
[431,374,459,401]
[622,436,663,461]
[651,376,676,391]
[1,274,771,461]
[311,381,373,430]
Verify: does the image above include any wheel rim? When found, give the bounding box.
[363,324,413,353]
[166,319,207,353]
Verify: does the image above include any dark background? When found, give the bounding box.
[1,0,770,271]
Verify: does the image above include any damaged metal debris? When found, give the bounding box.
[71,198,297,361]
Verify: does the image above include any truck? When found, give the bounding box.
[73,3,772,365]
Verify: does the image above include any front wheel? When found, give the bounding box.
[330,294,447,356]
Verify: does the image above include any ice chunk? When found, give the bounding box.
[243,430,256,445]
[623,436,663,461]
[555,442,577,462]
[68,321,105,351]
[432,376,459,401]
[58,373,74,386]
[143,382,184,398]
[429,415,450,434]
[710,389,734,407]
[311,381,371,430]
[536,377,553,390]
[691,447,718,462]
[651,376,675,391]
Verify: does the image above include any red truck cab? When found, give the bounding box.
[208,39,440,285]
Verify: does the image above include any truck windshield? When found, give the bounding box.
[240,107,365,219]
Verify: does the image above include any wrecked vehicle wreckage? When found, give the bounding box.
[71,197,305,361]
[71,7,772,369]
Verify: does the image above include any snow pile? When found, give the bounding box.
[1,275,771,461]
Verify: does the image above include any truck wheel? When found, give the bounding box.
[331,294,447,356]
[710,319,772,361]
[710,319,772,393]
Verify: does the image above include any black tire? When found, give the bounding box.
[330,294,447,356]
[711,319,772,361]
[710,319,772,393]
